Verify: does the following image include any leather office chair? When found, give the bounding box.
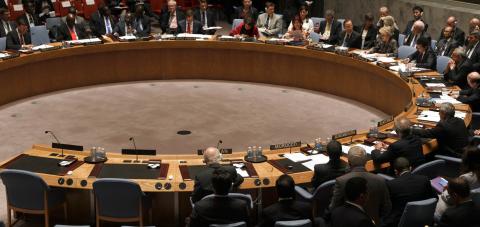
[398,45,416,59]
[30,25,51,46]
[431,39,438,51]
[309,31,320,43]
[231,19,243,30]
[412,159,446,179]
[92,178,152,227]
[275,219,312,227]
[310,17,325,30]
[294,179,335,217]
[398,198,437,227]
[434,154,461,177]
[210,221,246,227]
[337,19,345,30]
[398,33,406,46]
[200,193,254,209]
[436,56,451,75]
[0,169,67,227]
[0,37,6,51]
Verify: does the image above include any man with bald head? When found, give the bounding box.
[330,146,391,226]
[191,147,244,203]
[452,72,480,128]
[404,20,431,47]
[444,47,474,89]
[56,13,87,41]
[438,16,465,46]
[160,0,185,34]
[436,25,461,57]
[469,17,480,34]
[371,117,425,170]
[403,6,429,36]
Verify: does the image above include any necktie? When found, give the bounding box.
[28,14,34,26]
[201,11,206,26]
[137,18,143,31]
[265,16,270,29]
[69,27,77,40]
[410,35,416,47]
[105,17,112,34]
[3,21,9,34]
[187,21,191,33]
[19,32,24,45]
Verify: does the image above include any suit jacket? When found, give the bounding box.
[18,13,41,28]
[330,167,391,226]
[436,38,460,57]
[113,19,134,37]
[89,11,116,37]
[6,29,31,50]
[408,49,437,70]
[354,25,378,49]
[259,199,312,227]
[466,41,480,69]
[438,201,480,227]
[191,163,244,203]
[458,88,480,113]
[438,26,465,46]
[444,58,474,89]
[311,160,347,189]
[403,19,429,36]
[190,196,250,227]
[413,117,469,157]
[337,30,362,49]
[256,13,283,37]
[233,6,258,21]
[0,20,16,38]
[371,38,398,55]
[404,31,431,47]
[371,134,425,169]
[133,15,151,37]
[330,203,376,227]
[178,19,204,34]
[56,22,87,41]
[160,9,185,34]
[382,172,436,227]
[194,8,216,35]
[319,19,342,44]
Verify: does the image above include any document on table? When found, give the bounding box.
[119,35,137,41]
[284,152,311,162]
[431,95,461,105]
[376,57,396,63]
[204,26,222,30]
[302,154,330,170]
[342,144,375,154]
[417,110,466,122]
[32,44,53,51]
[426,83,446,88]
[235,168,249,177]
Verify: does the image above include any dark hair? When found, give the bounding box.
[68,6,77,15]
[185,8,194,17]
[276,174,295,198]
[393,157,410,173]
[0,7,8,15]
[244,15,255,27]
[413,6,423,13]
[211,168,232,196]
[461,145,480,178]
[291,15,303,31]
[298,5,309,19]
[198,0,207,3]
[448,177,470,198]
[343,19,353,26]
[345,177,367,201]
[364,13,374,21]
[416,37,429,48]
[327,140,342,161]
[265,1,275,8]
[16,17,27,26]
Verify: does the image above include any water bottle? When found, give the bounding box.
[258,146,263,157]
[247,146,253,158]
[315,138,323,151]
[252,146,257,157]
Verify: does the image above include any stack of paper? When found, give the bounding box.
[0,53,9,58]
[204,26,222,30]
[342,144,375,154]
[426,83,446,88]
[302,154,330,170]
[284,153,311,162]
[66,38,102,45]
[417,110,466,122]
[32,44,53,51]
[235,168,249,177]
[376,57,396,63]
[119,35,137,41]
[431,95,461,104]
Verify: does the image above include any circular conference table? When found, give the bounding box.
[0,40,472,225]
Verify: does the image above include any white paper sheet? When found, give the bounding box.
[61,1,71,7]
[376,57,396,63]
[13,4,23,11]
[432,95,461,105]
[426,83,446,88]
[235,168,249,177]
[85,0,95,5]
[204,26,222,30]
[417,110,466,122]
[284,152,311,162]
[32,44,53,51]
[341,144,375,154]
[302,154,330,170]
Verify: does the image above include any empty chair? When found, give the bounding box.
[30,25,51,46]
[275,219,312,227]
[435,154,461,177]
[210,222,246,227]
[232,19,244,30]
[0,37,6,51]
[398,45,417,59]
[412,160,446,179]
[0,169,67,227]
[398,33,406,46]
[93,178,152,226]
[309,32,320,43]
[295,179,335,217]
[398,198,437,227]
[436,56,452,75]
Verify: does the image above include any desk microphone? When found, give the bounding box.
[216,140,223,149]
[129,137,139,163]
[45,130,64,157]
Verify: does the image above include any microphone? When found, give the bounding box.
[216,140,223,149]
[129,137,139,163]
[45,130,64,157]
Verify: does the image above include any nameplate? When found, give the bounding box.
[377,116,394,127]
[52,143,84,151]
[121,149,157,156]
[331,130,357,140]
[197,148,233,155]
[269,141,301,150]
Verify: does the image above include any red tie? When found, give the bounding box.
[69,27,77,40]
[187,22,192,34]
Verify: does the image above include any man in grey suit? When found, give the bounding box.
[330,146,391,226]
[256,2,283,38]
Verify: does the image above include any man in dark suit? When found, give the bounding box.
[113,12,136,37]
[18,1,41,28]
[6,18,31,50]
[233,0,258,21]
[160,0,185,34]
[452,72,480,129]
[330,177,376,227]
[189,168,250,227]
[319,9,342,45]
[436,25,460,57]
[132,3,151,37]
[191,147,244,203]
[371,117,425,170]
[330,146,391,226]
[438,177,480,227]
[178,9,203,34]
[403,6,428,36]
[0,8,15,38]
[406,37,436,70]
[56,13,87,41]
[337,19,361,49]
[194,0,216,35]
[444,47,475,89]
[89,4,115,37]
[259,174,311,227]
[465,31,480,71]
[404,20,431,48]
[382,158,437,227]
[354,13,378,50]
[438,16,465,46]
[311,140,347,189]
[413,102,469,158]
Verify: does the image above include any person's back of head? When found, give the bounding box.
[345,177,368,206]
[393,157,411,176]
[347,146,367,168]
[394,117,412,138]
[439,102,455,121]
[276,174,295,199]
[327,140,342,163]
[447,177,471,205]
[203,147,221,165]
[461,145,480,179]
[211,168,232,196]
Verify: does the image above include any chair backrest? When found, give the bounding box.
[46,17,63,31]
[202,193,254,209]
[431,39,437,51]
[210,222,246,227]
[0,37,6,51]
[398,198,437,227]
[398,45,416,59]
[275,219,312,227]
[311,179,335,216]
[309,31,320,43]
[412,160,446,179]
[310,17,325,28]
[232,19,244,30]
[471,187,480,206]
[436,56,451,74]
[92,178,144,219]
[337,19,345,30]
[398,33,406,46]
[0,169,49,210]
[30,25,51,46]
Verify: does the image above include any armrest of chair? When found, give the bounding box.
[295,185,313,200]
[434,155,461,164]
[377,173,394,181]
